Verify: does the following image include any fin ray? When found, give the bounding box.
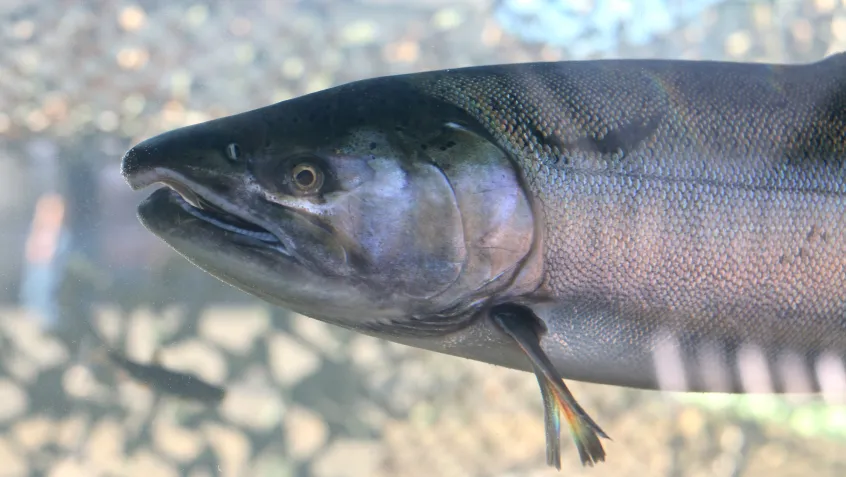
[535,370,562,469]
[491,303,609,467]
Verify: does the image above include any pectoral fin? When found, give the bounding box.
[535,369,562,468]
[490,303,610,468]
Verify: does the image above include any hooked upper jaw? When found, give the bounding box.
[125,161,292,254]
[121,121,218,190]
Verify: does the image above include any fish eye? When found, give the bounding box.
[290,162,324,193]
[225,143,241,161]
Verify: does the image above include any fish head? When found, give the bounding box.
[120,79,542,335]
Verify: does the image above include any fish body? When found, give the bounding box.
[103,349,226,405]
[120,54,846,466]
[410,56,846,395]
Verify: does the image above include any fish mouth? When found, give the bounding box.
[130,168,288,253]
[173,191,282,245]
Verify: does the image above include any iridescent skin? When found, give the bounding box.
[407,55,846,396]
[121,54,846,467]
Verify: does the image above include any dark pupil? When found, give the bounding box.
[295,169,315,187]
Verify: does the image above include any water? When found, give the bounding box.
[494,0,728,56]
[0,0,843,475]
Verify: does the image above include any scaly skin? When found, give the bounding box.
[405,55,846,395]
[120,54,846,467]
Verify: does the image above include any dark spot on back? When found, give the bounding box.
[369,142,377,150]
[570,114,661,156]
[779,80,846,170]
[528,125,567,152]
[535,113,662,168]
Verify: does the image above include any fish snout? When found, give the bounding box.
[120,134,169,190]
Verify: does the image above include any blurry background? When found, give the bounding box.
[0,0,845,476]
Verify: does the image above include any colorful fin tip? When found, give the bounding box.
[535,363,610,469]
